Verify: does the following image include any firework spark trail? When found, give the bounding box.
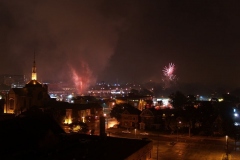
[68,61,95,94]
[71,68,83,93]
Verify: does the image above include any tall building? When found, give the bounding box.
[4,55,50,114]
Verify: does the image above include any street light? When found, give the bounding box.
[157,134,159,160]
[226,135,228,159]
[177,121,181,142]
[82,116,85,123]
[103,113,108,129]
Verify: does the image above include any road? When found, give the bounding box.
[63,120,240,160]
[106,128,240,160]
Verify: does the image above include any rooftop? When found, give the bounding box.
[0,110,152,160]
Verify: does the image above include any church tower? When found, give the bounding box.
[25,52,41,87]
[5,52,50,114]
[32,53,37,80]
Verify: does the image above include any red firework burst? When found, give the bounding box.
[163,63,176,80]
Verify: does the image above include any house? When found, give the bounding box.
[140,108,176,130]
[115,95,152,111]
[46,100,103,127]
[120,106,141,129]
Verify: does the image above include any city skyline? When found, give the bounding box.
[0,1,240,93]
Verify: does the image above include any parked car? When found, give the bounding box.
[140,132,149,135]
[122,129,131,133]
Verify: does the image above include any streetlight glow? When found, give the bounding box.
[226,135,228,159]
[82,116,85,123]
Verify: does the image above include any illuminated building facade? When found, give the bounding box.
[62,103,102,125]
[115,95,152,111]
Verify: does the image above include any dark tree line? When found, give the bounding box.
[110,103,139,122]
[168,91,238,136]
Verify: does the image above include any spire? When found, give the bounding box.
[32,51,37,80]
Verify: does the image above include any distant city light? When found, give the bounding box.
[218,98,223,102]
[50,94,55,97]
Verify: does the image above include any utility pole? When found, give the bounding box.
[178,121,181,141]
[177,127,178,142]
[189,121,191,137]
[157,134,159,160]
[189,126,191,137]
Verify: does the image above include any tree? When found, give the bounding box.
[139,88,153,96]
[169,91,187,109]
[129,89,139,96]
[187,95,196,102]
[222,93,239,103]
[110,103,136,122]
[215,102,235,136]
[110,104,124,121]
[197,101,218,135]
[181,105,198,136]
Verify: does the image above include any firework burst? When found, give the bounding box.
[163,63,176,81]
[68,61,95,95]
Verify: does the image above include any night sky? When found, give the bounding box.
[1,0,240,92]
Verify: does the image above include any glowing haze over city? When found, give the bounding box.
[0,0,240,94]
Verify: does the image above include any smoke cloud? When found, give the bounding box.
[0,0,124,91]
[1,0,240,91]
